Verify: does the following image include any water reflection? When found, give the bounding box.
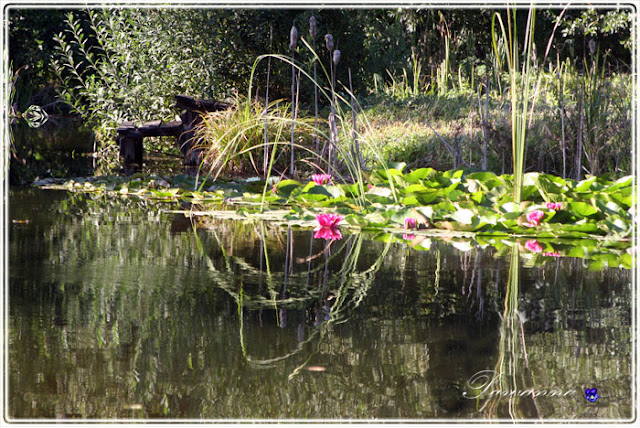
[7,189,632,420]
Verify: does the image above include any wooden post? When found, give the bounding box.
[117,121,143,165]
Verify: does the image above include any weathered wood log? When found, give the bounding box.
[178,109,202,166]
[117,95,232,167]
[137,120,182,137]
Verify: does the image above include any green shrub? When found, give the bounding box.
[50,9,226,151]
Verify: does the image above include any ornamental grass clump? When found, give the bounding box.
[193,95,315,180]
[204,22,401,209]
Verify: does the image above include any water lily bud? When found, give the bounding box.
[309,16,317,39]
[290,24,298,51]
[333,49,341,66]
[325,34,333,51]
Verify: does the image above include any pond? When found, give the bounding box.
[7,188,633,422]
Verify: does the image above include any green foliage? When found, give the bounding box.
[6,7,631,179]
[50,9,233,146]
[559,8,633,53]
[8,8,70,92]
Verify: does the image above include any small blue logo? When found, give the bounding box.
[585,388,599,402]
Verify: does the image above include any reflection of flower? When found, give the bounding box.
[404,217,417,230]
[585,388,599,402]
[543,251,560,257]
[311,174,332,185]
[314,226,343,241]
[403,233,416,240]
[525,239,543,253]
[524,210,544,227]
[545,202,562,210]
[314,213,343,241]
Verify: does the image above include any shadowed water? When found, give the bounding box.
[7,189,632,421]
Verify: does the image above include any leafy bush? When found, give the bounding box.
[50,9,226,150]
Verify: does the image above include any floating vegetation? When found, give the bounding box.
[36,164,634,270]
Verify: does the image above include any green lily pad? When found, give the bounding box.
[568,202,598,218]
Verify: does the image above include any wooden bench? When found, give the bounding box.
[117,95,231,166]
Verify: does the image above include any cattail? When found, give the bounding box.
[531,43,537,68]
[309,16,317,39]
[333,49,341,66]
[290,24,298,51]
[325,34,333,51]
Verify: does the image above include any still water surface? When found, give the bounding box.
[7,189,633,421]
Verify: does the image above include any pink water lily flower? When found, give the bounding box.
[525,239,543,253]
[545,202,562,211]
[404,217,417,230]
[524,210,544,227]
[311,174,332,185]
[315,213,343,228]
[543,251,560,257]
[314,213,344,241]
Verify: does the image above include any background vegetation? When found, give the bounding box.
[7,6,634,181]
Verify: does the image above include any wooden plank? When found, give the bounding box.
[175,94,231,112]
[139,122,182,137]
[197,99,232,112]
[117,128,142,137]
[117,121,136,132]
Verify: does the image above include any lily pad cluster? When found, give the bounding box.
[34,166,635,270]
[268,164,635,240]
[35,164,635,241]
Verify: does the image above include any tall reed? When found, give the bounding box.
[325,33,336,174]
[492,6,565,201]
[289,23,299,176]
[555,55,568,178]
[492,8,536,203]
[582,43,611,177]
[263,25,273,177]
[309,16,319,151]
